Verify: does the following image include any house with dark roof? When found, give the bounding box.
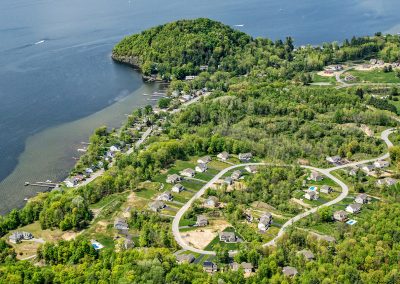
[203,261,218,273]
[114,218,129,231]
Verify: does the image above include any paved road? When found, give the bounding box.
[171,128,396,255]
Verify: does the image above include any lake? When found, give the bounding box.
[0,0,398,214]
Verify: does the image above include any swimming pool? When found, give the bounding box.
[346,219,357,225]
[309,186,317,191]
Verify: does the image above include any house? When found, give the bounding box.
[204,196,219,208]
[231,170,242,180]
[373,160,390,169]
[176,254,195,264]
[344,75,356,82]
[309,171,323,181]
[157,191,173,202]
[217,151,230,161]
[196,215,208,227]
[258,212,273,232]
[326,156,341,164]
[377,60,384,65]
[245,165,258,174]
[282,266,298,277]
[197,156,211,164]
[224,177,233,185]
[370,59,377,65]
[195,163,208,173]
[297,250,315,261]
[166,174,181,184]
[109,145,120,153]
[219,231,238,243]
[355,193,370,204]
[346,203,362,214]
[114,218,129,231]
[320,185,333,194]
[64,178,77,188]
[149,201,166,212]
[180,168,195,178]
[239,153,252,162]
[361,165,375,174]
[304,190,319,201]
[203,261,218,273]
[231,262,254,273]
[185,75,197,81]
[171,90,180,98]
[9,231,33,244]
[85,168,94,175]
[172,183,184,193]
[179,94,192,103]
[199,65,209,71]
[244,212,253,222]
[379,177,398,186]
[333,210,348,222]
[348,167,358,176]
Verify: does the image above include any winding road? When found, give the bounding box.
[172,128,396,255]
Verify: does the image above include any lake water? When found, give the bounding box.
[0,0,399,214]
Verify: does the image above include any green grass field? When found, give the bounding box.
[344,69,400,83]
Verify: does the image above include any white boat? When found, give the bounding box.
[234,24,244,27]
[34,40,45,45]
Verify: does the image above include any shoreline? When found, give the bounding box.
[0,81,162,215]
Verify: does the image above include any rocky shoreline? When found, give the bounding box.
[111,53,165,82]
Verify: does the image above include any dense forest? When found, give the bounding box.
[1,18,400,283]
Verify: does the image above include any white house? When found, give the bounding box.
[355,193,370,204]
[196,163,208,173]
[180,168,195,178]
[217,152,229,161]
[346,203,362,214]
[197,156,211,164]
[326,156,341,164]
[172,183,184,193]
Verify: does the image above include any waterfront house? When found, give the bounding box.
[304,190,319,201]
[333,210,348,222]
[373,160,390,169]
[176,254,195,264]
[320,185,333,194]
[282,266,298,277]
[258,212,273,232]
[180,168,195,178]
[114,218,129,231]
[149,201,166,212]
[157,191,173,202]
[204,196,219,208]
[217,151,230,161]
[203,261,218,273]
[355,193,370,204]
[346,203,362,214]
[309,171,323,181]
[245,165,258,174]
[64,178,77,188]
[179,94,192,103]
[197,156,211,164]
[85,168,93,174]
[196,215,208,227]
[297,250,315,261]
[231,170,242,180]
[195,163,208,173]
[239,153,252,162]
[172,184,184,193]
[166,174,181,184]
[219,232,237,243]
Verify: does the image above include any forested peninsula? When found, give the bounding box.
[0,18,400,283]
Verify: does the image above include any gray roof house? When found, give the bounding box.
[304,190,319,201]
[355,193,370,204]
[114,218,129,231]
[149,201,166,212]
[309,171,323,181]
[231,170,242,180]
[9,231,33,244]
[297,250,315,261]
[180,168,195,178]
[346,203,362,214]
[219,231,238,243]
[245,165,258,173]
[157,191,173,202]
[166,174,181,184]
[204,196,218,208]
[239,153,252,162]
[282,266,298,277]
[203,261,218,273]
[217,152,230,161]
[373,160,390,168]
[320,185,333,194]
[326,156,341,164]
[195,163,208,173]
[176,254,195,264]
[231,262,254,273]
[258,212,273,232]
[333,210,348,222]
[172,183,184,193]
[196,215,208,227]
[224,177,233,185]
[197,156,211,164]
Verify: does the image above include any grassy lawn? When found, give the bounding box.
[312,73,336,84]
[135,187,159,200]
[344,69,400,83]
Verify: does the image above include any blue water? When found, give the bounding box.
[0,0,399,213]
